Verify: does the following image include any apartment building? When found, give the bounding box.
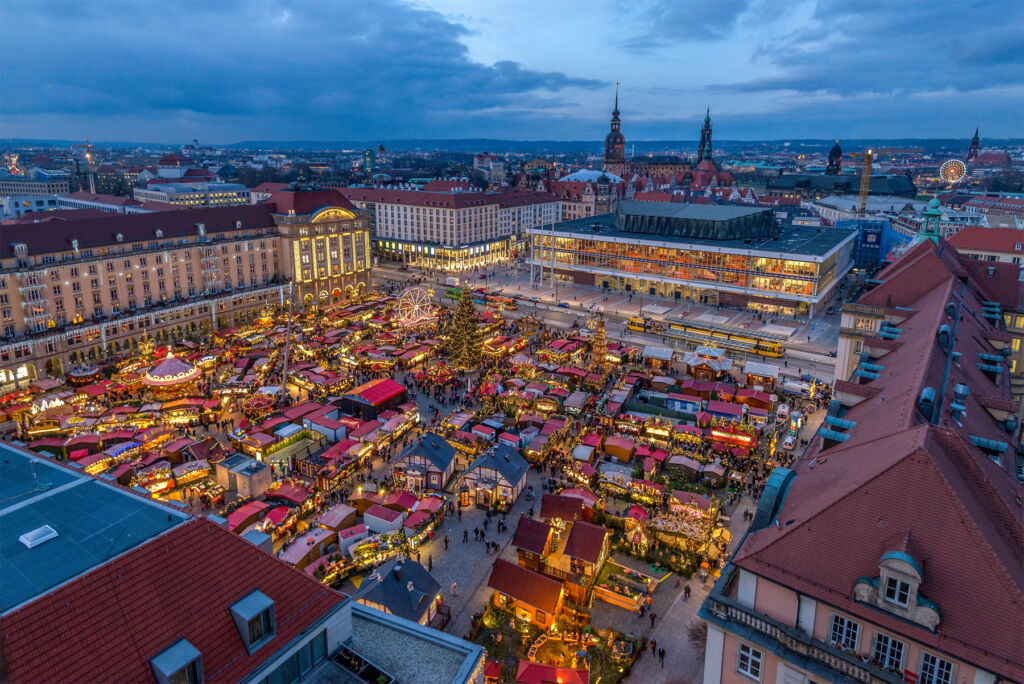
[702,238,1023,684]
[0,173,72,197]
[339,188,559,271]
[135,182,250,207]
[0,188,369,386]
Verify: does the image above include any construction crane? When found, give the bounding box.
[847,149,874,217]
[71,139,96,194]
[871,147,925,155]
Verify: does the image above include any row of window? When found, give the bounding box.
[736,638,953,684]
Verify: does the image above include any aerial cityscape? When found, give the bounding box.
[0,2,1022,684]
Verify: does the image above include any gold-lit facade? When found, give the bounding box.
[529,230,853,316]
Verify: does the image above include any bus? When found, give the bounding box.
[662,318,785,358]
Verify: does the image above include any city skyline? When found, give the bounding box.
[1,0,1022,144]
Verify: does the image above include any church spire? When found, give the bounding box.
[697,107,713,162]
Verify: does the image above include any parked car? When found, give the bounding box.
[557,302,570,308]
[777,403,790,421]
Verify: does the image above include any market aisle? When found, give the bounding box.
[624,495,757,684]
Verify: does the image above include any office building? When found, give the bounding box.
[340,188,559,271]
[134,182,251,207]
[0,172,72,197]
[528,200,855,317]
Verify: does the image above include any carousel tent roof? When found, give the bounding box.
[142,353,200,386]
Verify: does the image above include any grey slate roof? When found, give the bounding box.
[405,433,456,472]
[354,558,440,624]
[466,444,529,487]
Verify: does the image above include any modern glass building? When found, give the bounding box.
[527,200,856,317]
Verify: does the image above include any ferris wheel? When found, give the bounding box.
[395,286,434,326]
[939,159,967,184]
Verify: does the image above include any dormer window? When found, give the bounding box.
[884,577,910,606]
[150,639,203,684]
[853,549,940,631]
[156,229,164,238]
[230,590,275,653]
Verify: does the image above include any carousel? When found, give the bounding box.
[141,352,202,399]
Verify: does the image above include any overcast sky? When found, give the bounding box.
[1,0,1021,144]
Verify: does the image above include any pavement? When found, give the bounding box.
[374,263,840,383]
[621,495,758,684]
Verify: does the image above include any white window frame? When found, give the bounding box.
[829,613,860,651]
[919,652,955,684]
[871,632,905,671]
[736,642,763,681]
[884,577,910,607]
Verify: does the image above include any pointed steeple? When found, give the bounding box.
[613,82,620,118]
[697,107,713,162]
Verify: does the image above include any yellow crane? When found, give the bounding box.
[71,139,96,194]
[847,149,874,217]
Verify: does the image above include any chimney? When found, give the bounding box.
[393,564,402,582]
[407,581,415,592]
[987,265,995,278]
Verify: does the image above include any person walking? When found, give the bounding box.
[659,647,666,666]
[684,584,691,600]
[427,555,433,572]
[650,639,657,657]
[450,581,458,597]
[650,612,657,628]
[463,529,468,543]
[443,535,449,550]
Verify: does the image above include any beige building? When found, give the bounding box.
[0,189,370,387]
[340,187,558,271]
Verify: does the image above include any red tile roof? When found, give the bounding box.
[63,191,141,206]
[487,559,562,613]
[267,188,356,215]
[0,204,276,257]
[538,494,584,522]
[563,521,607,564]
[511,516,551,555]
[946,226,1024,255]
[2,518,344,683]
[734,238,1024,682]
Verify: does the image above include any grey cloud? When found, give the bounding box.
[621,0,751,51]
[0,0,602,140]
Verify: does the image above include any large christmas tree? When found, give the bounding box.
[449,288,483,369]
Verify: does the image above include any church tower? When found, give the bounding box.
[967,127,980,163]
[604,84,626,173]
[697,108,713,162]
[826,140,842,175]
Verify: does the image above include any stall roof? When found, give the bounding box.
[266,484,310,506]
[318,505,356,530]
[345,378,406,407]
[365,504,402,523]
[487,559,562,613]
[511,517,551,555]
[564,521,607,564]
[642,345,674,361]
[744,361,780,379]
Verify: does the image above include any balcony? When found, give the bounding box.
[703,593,901,684]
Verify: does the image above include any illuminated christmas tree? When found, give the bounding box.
[449,288,483,369]
[590,318,608,373]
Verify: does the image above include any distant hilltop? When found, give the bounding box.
[1,137,1021,155]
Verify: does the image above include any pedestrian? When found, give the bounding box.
[650,639,657,656]
[427,555,433,572]
[684,584,691,599]
[659,647,665,666]
[451,581,458,597]
[650,612,657,627]
[457,509,462,522]
[463,529,468,543]
[444,536,449,550]
[416,551,421,563]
